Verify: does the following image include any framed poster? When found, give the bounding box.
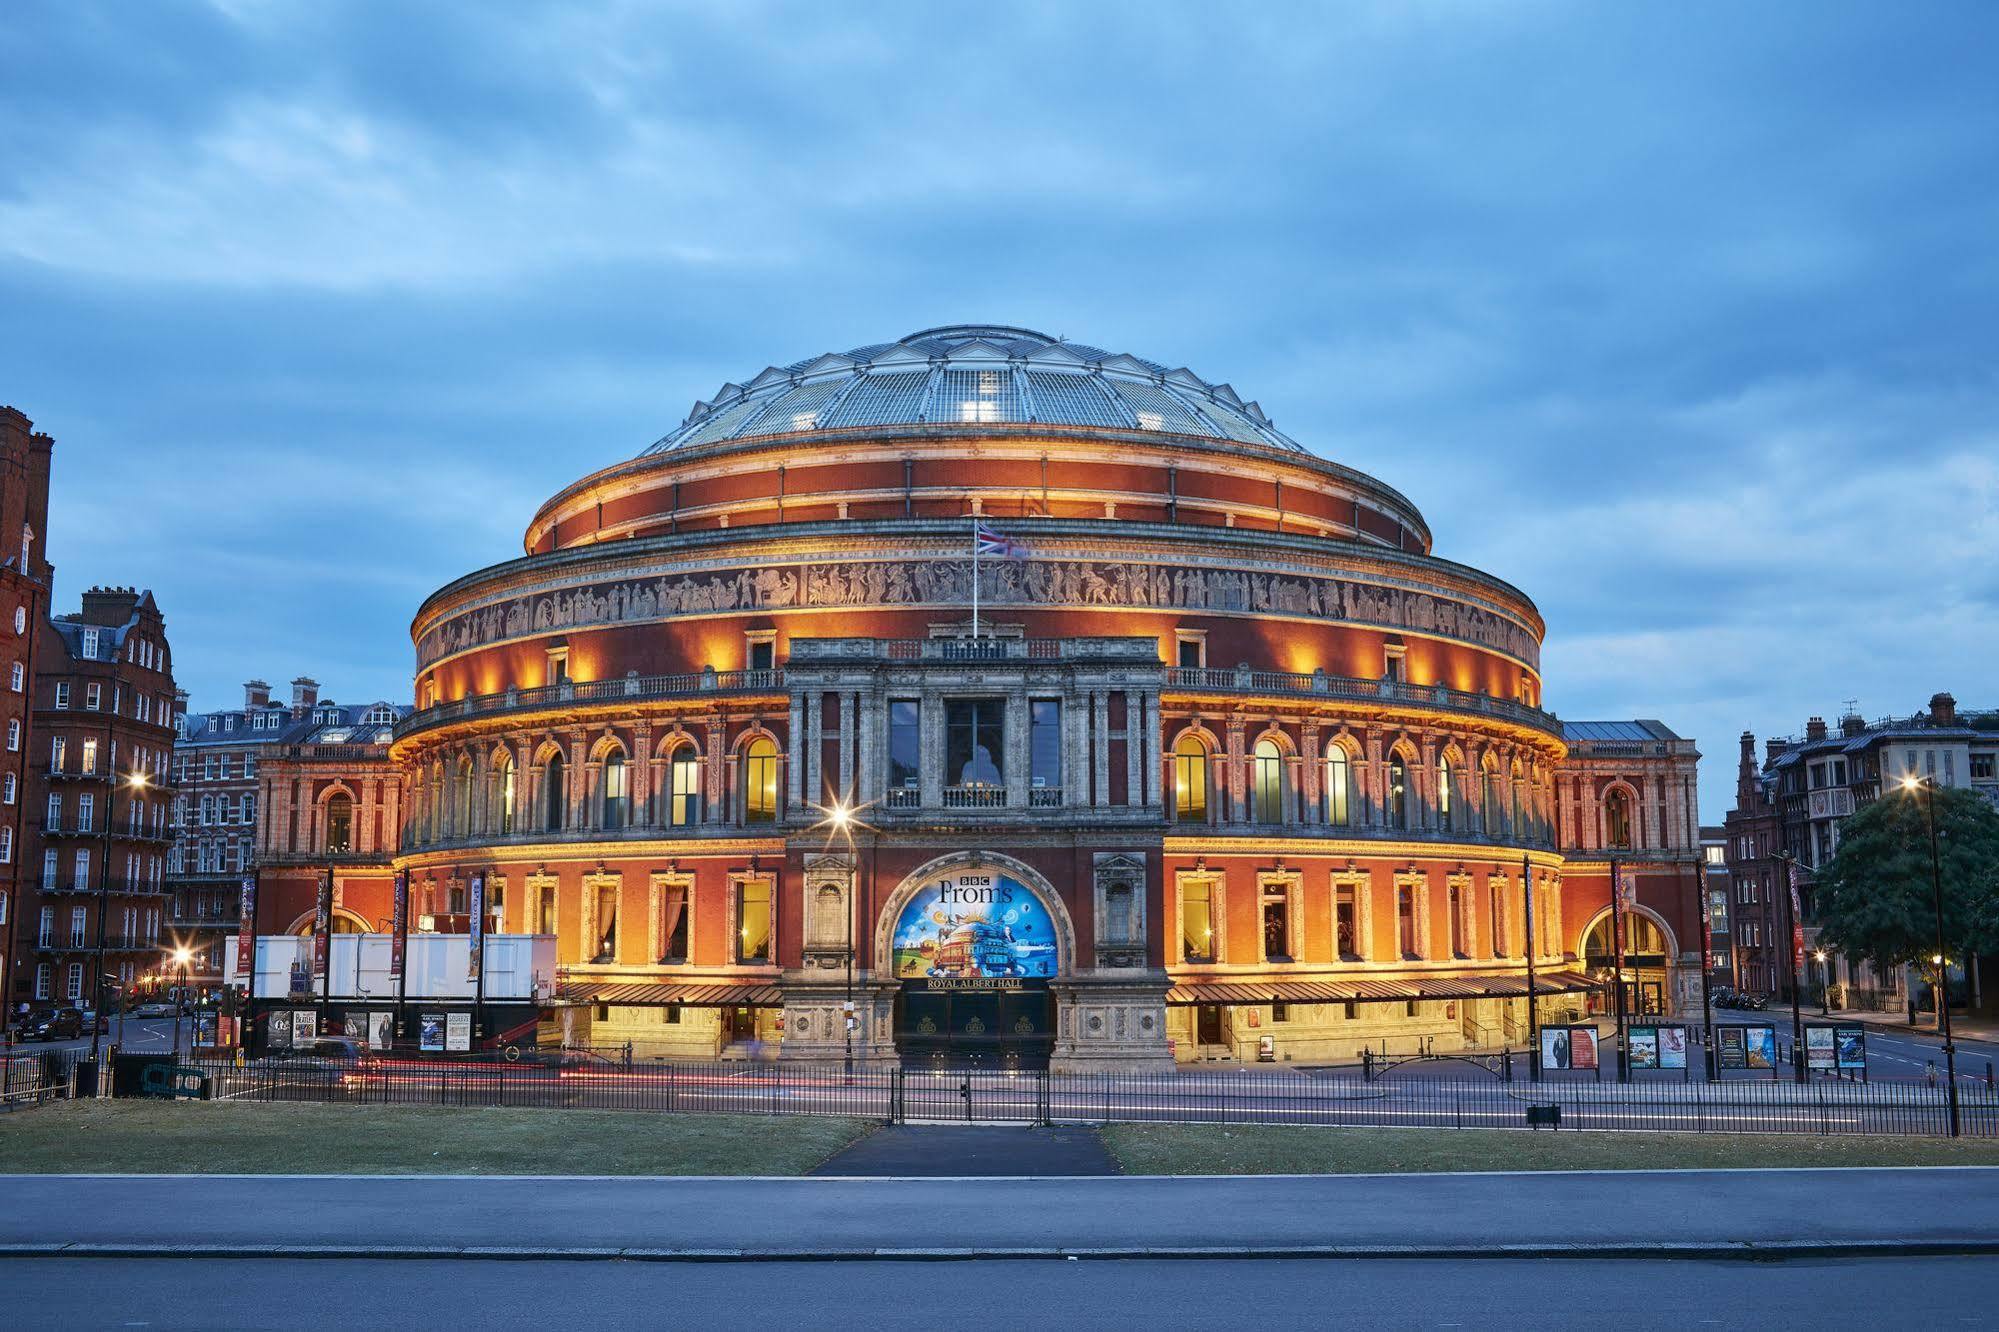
[1744,1025,1775,1070]
[1836,1026,1866,1071]
[268,1009,293,1051]
[1658,1025,1688,1070]
[1629,1027,1660,1070]
[1540,1026,1573,1071]
[1718,1025,1747,1069]
[292,1011,318,1044]
[445,1012,472,1053]
[1570,1027,1599,1071]
[1805,1026,1837,1071]
[194,1012,219,1048]
[369,1011,395,1052]
[420,1013,445,1053]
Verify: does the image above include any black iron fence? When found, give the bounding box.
[1,1050,84,1108]
[162,1055,1999,1137]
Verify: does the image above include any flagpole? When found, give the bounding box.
[971,513,980,638]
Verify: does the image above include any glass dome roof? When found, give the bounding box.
[645,324,1303,454]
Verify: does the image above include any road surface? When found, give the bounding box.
[2,1255,1992,1330]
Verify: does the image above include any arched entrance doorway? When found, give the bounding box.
[1581,909,1674,1018]
[881,858,1065,1070]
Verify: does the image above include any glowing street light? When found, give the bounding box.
[1899,773,1959,1136]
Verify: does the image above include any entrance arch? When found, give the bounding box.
[876,851,1075,1069]
[1579,905,1679,1019]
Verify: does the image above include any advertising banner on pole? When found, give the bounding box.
[389,871,407,985]
[467,872,486,983]
[310,870,332,983]
[234,875,256,982]
[1805,1025,1837,1071]
[1787,863,1806,975]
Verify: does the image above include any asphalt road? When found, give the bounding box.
[6,1019,185,1057]
[3,1255,1993,1331]
[8,1169,1998,1256]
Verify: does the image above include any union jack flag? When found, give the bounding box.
[974,523,1027,560]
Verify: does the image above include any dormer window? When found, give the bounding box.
[80,628,99,659]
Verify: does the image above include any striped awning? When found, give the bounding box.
[556,982,784,1008]
[1167,970,1601,1006]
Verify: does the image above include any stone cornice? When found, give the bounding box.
[394,837,785,871]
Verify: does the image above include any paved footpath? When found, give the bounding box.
[4,1168,1998,1259]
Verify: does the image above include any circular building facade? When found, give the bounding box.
[394,325,1587,1070]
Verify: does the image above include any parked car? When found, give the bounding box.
[78,1009,110,1034]
[22,1008,84,1041]
[131,1002,177,1019]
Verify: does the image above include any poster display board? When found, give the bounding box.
[193,1012,219,1048]
[1805,1025,1837,1071]
[369,1012,395,1052]
[420,1013,446,1053]
[1657,1025,1688,1070]
[1540,1024,1598,1072]
[1836,1026,1867,1071]
[446,1012,472,1053]
[1743,1025,1775,1070]
[268,1010,293,1051]
[1628,1024,1690,1072]
[292,1011,318,1045]
[1718,1025,1747,1070]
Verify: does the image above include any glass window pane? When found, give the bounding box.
[1030,700,1061,789]
[1180,880,1213,963]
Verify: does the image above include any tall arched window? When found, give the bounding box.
[454,760,474,836]
[601,752,629,828]
[1251,739,1284,823]
[742,737,778,823]
[668,746,702,826]
[325,794,353,853]
[1604,787,1633,849]
[1173,736,1209,823]
[1438,757,1453,832]
[542,753,566,832]
[496,755,516,836]
[1387,756,1410,829]
[1324,745,1351,826]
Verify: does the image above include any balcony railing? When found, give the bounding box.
[395,668,785,741]
[942,786,1008,810]
[1165,667,1562,737]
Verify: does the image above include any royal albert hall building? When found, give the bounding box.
[391,324,1703,1071]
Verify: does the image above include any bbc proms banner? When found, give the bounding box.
[389,871,407,984]
[467,872,486,983]
[234,875,256,981]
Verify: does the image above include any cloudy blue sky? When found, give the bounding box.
[3,2,1994,820]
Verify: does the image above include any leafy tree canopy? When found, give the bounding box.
[1814,784,1999,975]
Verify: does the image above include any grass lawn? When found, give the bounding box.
[0,1101,874,1175]
[1103,1123,1999,1175]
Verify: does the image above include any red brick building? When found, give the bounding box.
[0,407,53,1025]
[377,324,1705,1068]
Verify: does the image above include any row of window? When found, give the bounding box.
[34,903,161,948]
[175,752,260,782]
[37,847,164,890]
[48,677,173,723]
[47,735,170,779]
[1172,738,1540,836]
[423,876,773,967]
[44,791,167,835]
[1178,876,1555,966]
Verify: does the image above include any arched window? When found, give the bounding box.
[1604,787,1633,849]
[325,794,353,854]
[1173,736,1208,823]
[542,753,566,832]
[601,752,629,828]
[1324,745,1351,826]
[1438,757,1453,832]
[668,746,702,826]
[495,755,516,836]
[1387,756,1410,830]
[742,737,778,823]
[1251,739,1284,823]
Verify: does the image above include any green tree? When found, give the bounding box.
[1814,784,1999,983]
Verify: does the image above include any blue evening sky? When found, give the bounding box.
[3,3,1994,821]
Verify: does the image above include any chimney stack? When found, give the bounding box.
[1805,716,1828,741]
[244,679,271,709]
[1930,692,1957,725]
[290,676,320,717]
[1765,737,1789,765]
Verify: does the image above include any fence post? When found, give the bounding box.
[891,1066,902,1125]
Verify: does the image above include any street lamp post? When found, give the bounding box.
[1814,949,1830,1017]
[170,946,192,1060]
[1772,849,1806,1084]
[1902,775,1960,1137]
[90,770,150,1062]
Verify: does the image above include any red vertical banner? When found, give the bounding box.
[467,872,485,983]
[1788,863,1805,974]
[389,870,407,985]
[234,874,256,982]
[311,870,332,983]
[1700,883,1715,973]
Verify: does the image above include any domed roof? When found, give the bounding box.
[645,324,1303,454]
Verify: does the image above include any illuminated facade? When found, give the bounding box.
[392,325,1702,1069]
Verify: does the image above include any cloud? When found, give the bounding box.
[2,1,1996,819]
